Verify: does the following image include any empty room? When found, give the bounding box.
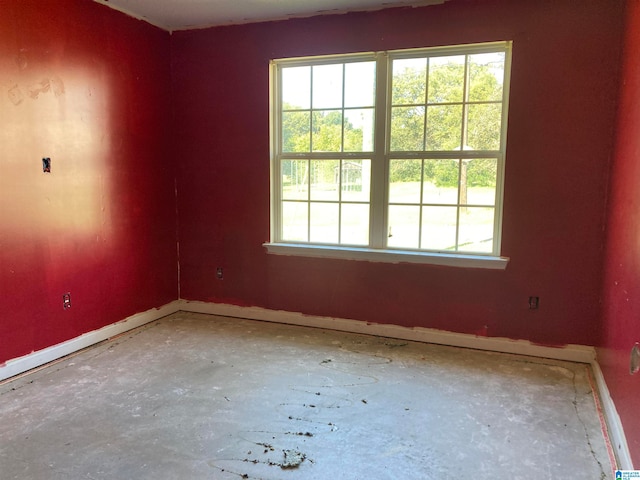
[1,0,640,478]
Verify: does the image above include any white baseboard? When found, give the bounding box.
[0,300,182,382]
[3,297,629,470]
[178,299,596,364]
[180,300,634,468]
[590,361,634,469]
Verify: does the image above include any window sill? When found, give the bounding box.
[263,243,509,270]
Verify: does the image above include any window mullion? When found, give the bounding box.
[418,159,425,249]
[307,67,314,242]
[423,58,430,151]
[338,159,343,244]
[493,47,513,256]
[370,52,389,249]
[309,66,315,152]
[338,65,347,244]
[341,64,346,153]
[419,58,430,249]
[461,55,471,149]
[306,159,311,242]
[455,55,472,251]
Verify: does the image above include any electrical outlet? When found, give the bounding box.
[62,292,71,309]
[216,267,223,280]
[630,343,640,375]
[528,296,539,310]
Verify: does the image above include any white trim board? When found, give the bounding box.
[179,300,630,468]
[0,300,182,383]
[1,298,630,469]
[1,299,596,382]
[590,361,634,470]
[178,299,596,364]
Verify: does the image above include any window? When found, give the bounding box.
[268,42,511,268]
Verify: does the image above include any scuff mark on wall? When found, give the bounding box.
[8,85,23,105]
[6,76,65,105]
[28,79,50,99]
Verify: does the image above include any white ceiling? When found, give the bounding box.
[94,0,447,32]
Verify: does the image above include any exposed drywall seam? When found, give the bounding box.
[170,18,179,298]
[175,177,181,300]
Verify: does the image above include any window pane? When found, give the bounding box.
[282,159,308,200]
[282,111,310,152]
[426,104,462,150]
[465,158,497,206]
[458,206,494,253]
[282,66,310,109]
[390,106,425,151]
[428,159,459,199]
[310,160,339,201]
[345,62,376,108]
[312,110,342,152]
[467,103,501,151]
[421,206,457,251]
[388,205,420,249]
[282,201,308,241]
[469,52,505,102]
[310,202,339,243]
[392,58,426,105]
[427,55,465,104]
[341,160,370,202]
[389,159,422,204]
[312,64,343,109]
[423,159,459,204]
[344,109,374,152]
[274,44,510,254]
[341,203,369,245]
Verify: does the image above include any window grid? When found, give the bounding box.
[280,158,372,246]
[386,156,502,252]
[386,47,506,254]
[272,42,510,257]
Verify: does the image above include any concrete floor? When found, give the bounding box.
[0,312,614,479]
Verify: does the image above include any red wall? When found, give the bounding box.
[172,0,624,347]
[1,0,636,464]
[599,0,640,466]
[0,0,177,364]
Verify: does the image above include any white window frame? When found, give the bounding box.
[265,42,511,269]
